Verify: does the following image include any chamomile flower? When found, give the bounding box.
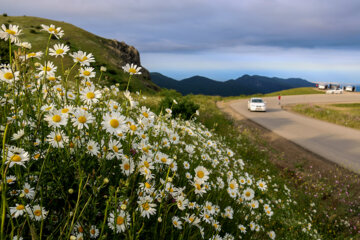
[6,147,30,168]
[26,204,48,221]
[16,41,31,49]
[71,109,94,129]
[239,224,247,233]
[89,225,99,238]
[41,24,64,38]
[80,86,101,105]
[0,68,19,83]
[194,166,210,183]
[10,204,26,218]
[70,51,95,66]
[257,180,268,191]
[268,231,276,239]
[102,112,126,135]
[243,188,255,201]
[6,175,16,185]
[172,216,183,229]
[86,140,100,156]
[108,210,130,233]
[37,61,57,76]
[49,43,69,58]
[249,200,259,209]
[120,158,134,176]
[44,110,67,128]
[22,51,43,60]
[47,130,69,148]
[183,213,200,226]
[22,183,35,199]
[137,195,156,218]
[0,24,22,43]
[122,63,142,75]
[11,129,25,141]
[80,67,96,79]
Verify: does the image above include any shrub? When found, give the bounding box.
[159,95,200,120]
[2,13,7,17]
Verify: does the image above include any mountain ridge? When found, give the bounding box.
[151,72,316,96]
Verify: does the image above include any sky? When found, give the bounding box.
[3,0,360,84]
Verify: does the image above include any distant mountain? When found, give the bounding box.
[151,72,316,96]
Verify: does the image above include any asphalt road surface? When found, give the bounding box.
[229,93,360,174]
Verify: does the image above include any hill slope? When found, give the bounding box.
[0,15,159,92]
[151,72,315,96]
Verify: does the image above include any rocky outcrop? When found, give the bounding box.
[103,39,151,81]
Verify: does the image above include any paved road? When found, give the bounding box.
[229,93,360,174]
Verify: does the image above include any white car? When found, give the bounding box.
[248,98,267,112]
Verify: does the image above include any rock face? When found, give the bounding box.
[103,39,151,81]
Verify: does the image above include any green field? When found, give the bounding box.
[289,103,360,130]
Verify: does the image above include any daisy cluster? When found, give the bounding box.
[0,24,322,239]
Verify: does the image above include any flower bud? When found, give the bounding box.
[68,188,74,194]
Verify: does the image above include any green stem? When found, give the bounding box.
[1,124,9,240]
[126,75,133,92]
[8,39,11,67]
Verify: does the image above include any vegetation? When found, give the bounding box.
[289,103,360,130]
[0,15,158,93]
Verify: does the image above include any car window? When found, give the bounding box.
[251,99,263,103]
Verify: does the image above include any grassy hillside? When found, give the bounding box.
[0,15,159,92]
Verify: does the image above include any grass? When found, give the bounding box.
[289,103,360,130]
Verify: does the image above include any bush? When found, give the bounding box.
[2,13,7,17]
[159,95,200,120]
[29,29,38,34]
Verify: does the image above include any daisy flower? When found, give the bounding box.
[37,61,57,76]
[6,147,30,168]
[6,175,16,185]
[137,196,157,218]
[89,225,99,238]
[44,110,67,128]
[22,51,43,60]
[0,24,22,43]
[176,195,188,211]
[268,231,276,239]
[41,24,64,39]
[108,210,130,233]
[257,180,268,191]
[86,140,100,156]
[70,51,95,66]
[16,41,31,49]
[47,130,69,148]
[0,68,19,83]
[120,158,134,176]
[71,109,94,129]
[22,183,35,199]
[238,224,246,233]
[172,216,183,229]
[26,204,48,221]
[101,112,126,135]
[183,213,200,226]
[194,166,210,183]
[249,200,259,209]
[11,129,25,141]
[80,67,96,79]
[49,43,69,58]
[242,188,255,201]
[13,236,23,240]
[10,204,26,218]
[122,63,142,75]
[80,86,101,105]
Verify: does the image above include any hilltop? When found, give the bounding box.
[151,72,315,96]
[0,15,159,92]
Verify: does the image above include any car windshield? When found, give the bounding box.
[251,99,263,103]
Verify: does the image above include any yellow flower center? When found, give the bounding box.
[6,29,16,35]
[34,209,42,216]
[207,205,212,211]
[83,70,91,76]
[86,92,95,99]
[195,183,201,190]
[230,183,235,189]
[24,189,29,194]
[142,112,149,118]
[61,108,69,114]
[145,182,151,188]
[129,68,137,74]
[16,205,25,210]
[7,179,13,183]
[43,66,51,72]
[142,202,150,211]
[252,203,256,208]
[259,183,264,187]
[245,192,251,197]
[69,142,75,148]
[52,115,61,123]
[112,146,119,152]
[90,229,96,235]
[143,161,150,168]
[4,72,14,80]
[27,53,36,57]
[197,170,204,179]
[54,135,62,142]
[56,87,62,92]
[11,155,21,162]
[56,49,64,54]
[123,163,130,170]
[161,157,167,163]
[88,145,93,150]
[76,56,88,62]
[48,76,56,81]
[110,119,119,128]
[48,27,58,33]
[34,153,40,159]
[189,217,194,223]
[130,125,137,131]
[85,81,92,87]
[78,116,87,124]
